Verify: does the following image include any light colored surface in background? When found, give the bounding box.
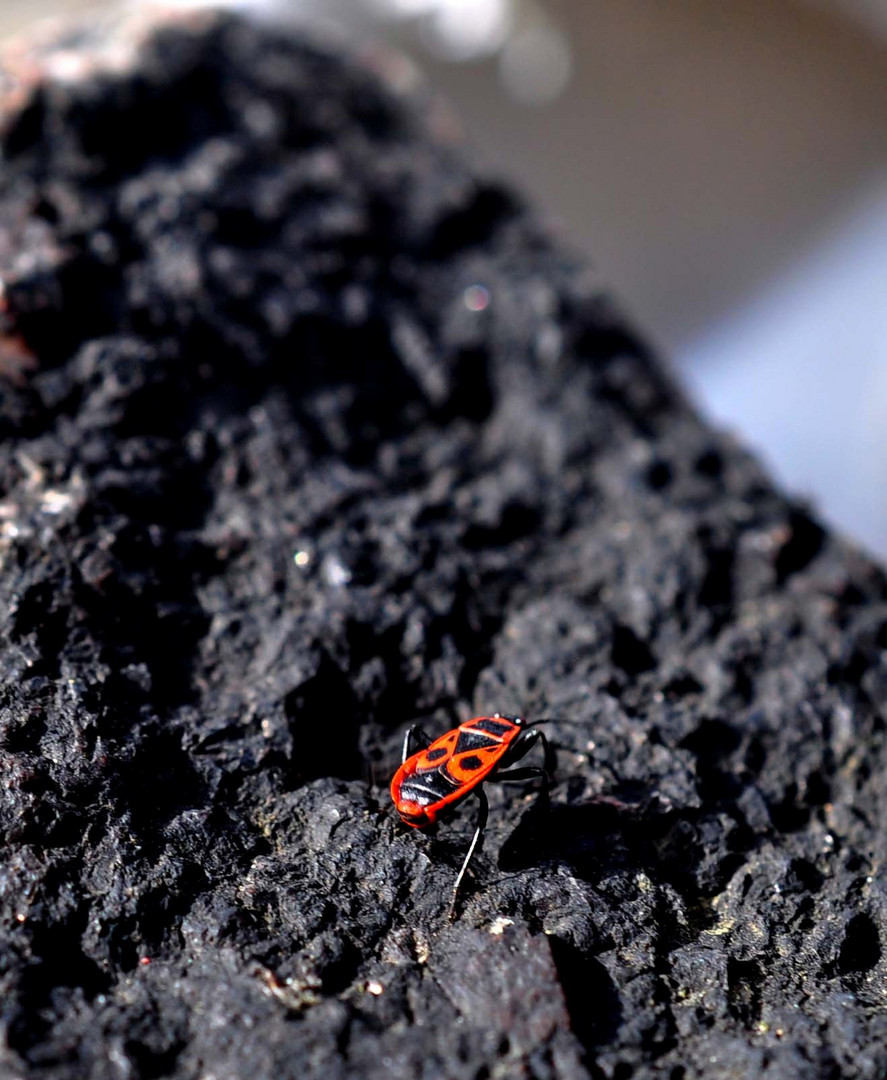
[3,0,887,557]
[0,0,103,36]
[684,181,887,553]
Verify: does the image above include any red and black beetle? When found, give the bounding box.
[390,714,556,903]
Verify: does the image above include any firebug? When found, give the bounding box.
[390,714,555,907]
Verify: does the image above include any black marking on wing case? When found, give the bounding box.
[472,717,515,737]
[455,729,501,754]
[459,755,483,772]
[400,770,459,806]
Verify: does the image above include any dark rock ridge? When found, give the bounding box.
[0,12,885,1080]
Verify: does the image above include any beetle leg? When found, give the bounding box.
[489,765,546,784]
[450,785,489,915]
[536,730,557,778]
[499,728,556,779]
[492,765,550,820]
[402,724,432,763]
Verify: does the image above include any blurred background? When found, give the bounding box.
[3,0,887,559]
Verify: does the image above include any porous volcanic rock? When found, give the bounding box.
[0,12,886,1080]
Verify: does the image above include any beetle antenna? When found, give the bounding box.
[522,716,583,729]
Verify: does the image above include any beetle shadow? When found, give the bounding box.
[497,785,676,885]
[494,792,638,1061]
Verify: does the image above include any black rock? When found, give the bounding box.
[0,12,885,1080]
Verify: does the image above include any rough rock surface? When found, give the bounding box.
[1,13,886,1080]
